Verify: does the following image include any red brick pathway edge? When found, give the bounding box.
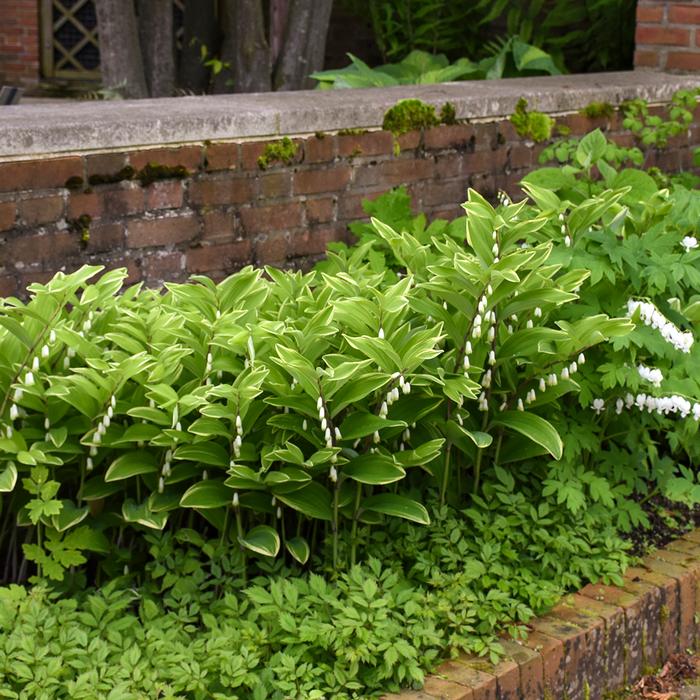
[384,529,700,700]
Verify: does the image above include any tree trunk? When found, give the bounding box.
[179,0,219,93]
[95,0,148,98]
[216,0,271,93]
[270,0,289,66]
[274,0,333,91]
[137,0,175,97]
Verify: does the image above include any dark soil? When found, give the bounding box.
[625,493,700,557]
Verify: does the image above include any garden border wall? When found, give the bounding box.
[385,530,700,700]
[0,72,699,298]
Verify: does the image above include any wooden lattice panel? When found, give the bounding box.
[40,0,185,83]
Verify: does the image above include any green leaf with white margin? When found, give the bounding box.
[105,451,159,482]
[361,493,430,524]
[275,481,332,521]
[339,412,406,440]
[393,438,445,468]
[174,442,229,467]
[0,463,17,492]
[239,525,280,558]
[180,480,231,508]
[122,500,169,530]
[493,411,563,460]
[51,500,89,532]
[286,536,310,565]
[344,454,406,485]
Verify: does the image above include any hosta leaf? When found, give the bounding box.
[493,411,563,460]
[361,493,430,524]
[238,525,280,558]
[105,452,159,482]
[180,480,231,508]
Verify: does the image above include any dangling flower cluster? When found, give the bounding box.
[559,212,571,248]
[204,351,213,385]
[681,236,698,253]
[92,394,117,445]
[317,396,338,449]
[497,190,511,207]
[491,230,500,264]
[627,300,694,353]
[232,412,243,458]
[637,363,663,388]
[471,284,496,345]
[594,393,700,421]
[505,352,585,413]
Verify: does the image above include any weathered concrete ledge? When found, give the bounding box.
[385,529,700,700]
[1,71,698,159]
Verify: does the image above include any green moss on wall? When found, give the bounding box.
[257,137,299,170]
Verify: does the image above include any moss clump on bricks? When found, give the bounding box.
[87,166,135,187]
[440,102,457,125]
[136,163,189,186]
[314,131,327,140]
[579,101,615,119]
[510,97,555,142]
[382,98,440,137]
[337,127,368,136]
[257,137,299,170]
[68,214,92,249]
[64,176,84,191]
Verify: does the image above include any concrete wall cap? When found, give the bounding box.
[1,71,699,159]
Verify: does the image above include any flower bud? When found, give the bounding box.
[276,507,282,519]
[13,388,23,402]
[302,419,308,431]
[329,465,338,483]
[63,357,70,369]
[44,417,50,430]
[463,355,470,370]
[202,470,208,480]
[25,371,35,386]
[67,347,76,359]
[321,417,328,431]
[517,398,524,411]
[90,446,98,457]
[378,327,385,340]
[526,319,533,329]
[402,381,411,395]
[487,326,495,342]
[488,350,496,366]
[565,235,572,247]
[334,427,342,440]
[465,341,472,355]
[158,477,164,494]
[49,329,56,344]
[561,367,570,380]
[233,492,239,507]
[41,345,49,359]
[86,457,93,472]
[534,307,542,318]
[9,404,18,421]
[578,353,585,365]
[317,396,323,410]
[539,378,546,392]
[373,430,380,444]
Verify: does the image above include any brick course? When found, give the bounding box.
[380,529,700,699]
[1,107,699,297]
[634,0,700,71]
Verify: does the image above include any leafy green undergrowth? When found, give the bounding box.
[0,488,628,699]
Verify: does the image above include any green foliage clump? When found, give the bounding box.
[579,101,615,119]
[622,88,699,149]
[311,40,560,90]
[440,102,457,125]
[257,137,299,170]
[510,97,555,142]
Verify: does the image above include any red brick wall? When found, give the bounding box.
[0,0,40,89]
[1,109,699,298]
[635,1,700,71]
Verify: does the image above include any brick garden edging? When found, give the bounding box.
[385,529,700,700]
